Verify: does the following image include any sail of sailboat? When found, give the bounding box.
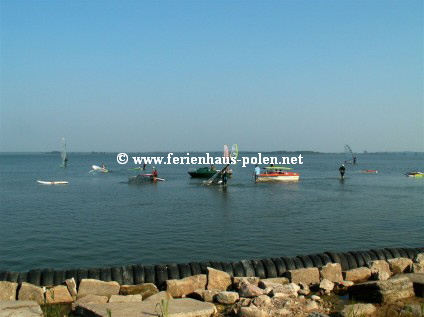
[344,145,355,164]
[61,138,68,167]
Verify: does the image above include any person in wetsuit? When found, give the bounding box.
[339,164,346,179]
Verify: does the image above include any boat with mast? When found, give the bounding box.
[60,138,68,167]
[344,145,356,164]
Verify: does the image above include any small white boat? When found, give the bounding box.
[91,165,109,173]
[256,167,300,182]
[37,180,69,185]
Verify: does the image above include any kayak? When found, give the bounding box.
[406,172,424,178]
[37,180,68,185]
[361,170,378,173]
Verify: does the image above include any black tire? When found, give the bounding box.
[155,265,168,290]
[317,253,333,266]
[396,248,409,258]
[370,249,386,260]
[0,271,8,281]
[271,258,287,277]
[364,250,378,262]
[210,261,223,271]
[298,255,314,268]
[221,262,234,277]
[337,253,350,271]
[144,265,155,284]
[111,267,123,285]
[65,269,77,281]
[189,262,201,276]
[179,263,192,279]
[100,267,112,282]
[251,260,266,279]
[53,270,66,285]
[132,265,144,284]
[411,248,422,257]
[167,263,180,280]
[358,251,372,267]
[231,262,245,277]
[199,262,211,274]
[122,265,134,285]
[240,260,255,277]
[88,268,100,280]
[349,251,366,268]
[77,268,89,284]
[281,257,296,271]
[261,258,277,278]
[292,257,305,269]
[380,249,394,260]
[386,248,401,259]
[28,269,42,286]
[342,252,358,270]
[402,248,415,259]
[7,271,18,283]
[18,272,28,283]
[41,269,55,286]
[325,251,341,264]
[308,254,324,268]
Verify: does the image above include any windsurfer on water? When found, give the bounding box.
[339,164,346,179]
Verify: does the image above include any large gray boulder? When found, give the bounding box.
[400,273,424,297]
[18,283,44,304]
[71,294,109,311]
[206,267,232,291]
[343,267,372,282]
[319,263,343,283]
[348,276,414,303]
[0,301,43,317]
[120,283,158,298]
[77,279,120,299]
[341,303,376,316]
[166,274,207,298]
[0,282,18,300]
[286,268,320,286]
[45,285,73,304]
[75,298,217,317]
[387,258,413,274]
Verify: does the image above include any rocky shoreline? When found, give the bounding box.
[1,253,424,316]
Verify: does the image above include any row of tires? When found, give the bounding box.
[1,247,423,289]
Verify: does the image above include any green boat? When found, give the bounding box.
[188,167,233,178]
[188,167,218,178]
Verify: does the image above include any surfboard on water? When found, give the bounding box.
[91,165,109,173]
[37,180,69,185]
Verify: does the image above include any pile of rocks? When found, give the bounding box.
[0,253,423,317]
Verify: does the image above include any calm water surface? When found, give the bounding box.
[0,152,423,272]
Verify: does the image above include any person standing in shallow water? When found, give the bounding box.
[339,164,346,179]
[254,164,261,182]
[221,168,228,186]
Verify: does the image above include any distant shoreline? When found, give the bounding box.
[0,151,423,155]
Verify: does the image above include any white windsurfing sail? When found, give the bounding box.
[231,144,238,160]
[224,144,229,159]
[344,145,354,164]
[61,138,67,167]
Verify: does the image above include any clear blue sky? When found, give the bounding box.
[1,0,422,152]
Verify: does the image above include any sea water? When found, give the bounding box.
[0,152,423,272]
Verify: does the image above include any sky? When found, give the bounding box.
[0,0,423,153]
